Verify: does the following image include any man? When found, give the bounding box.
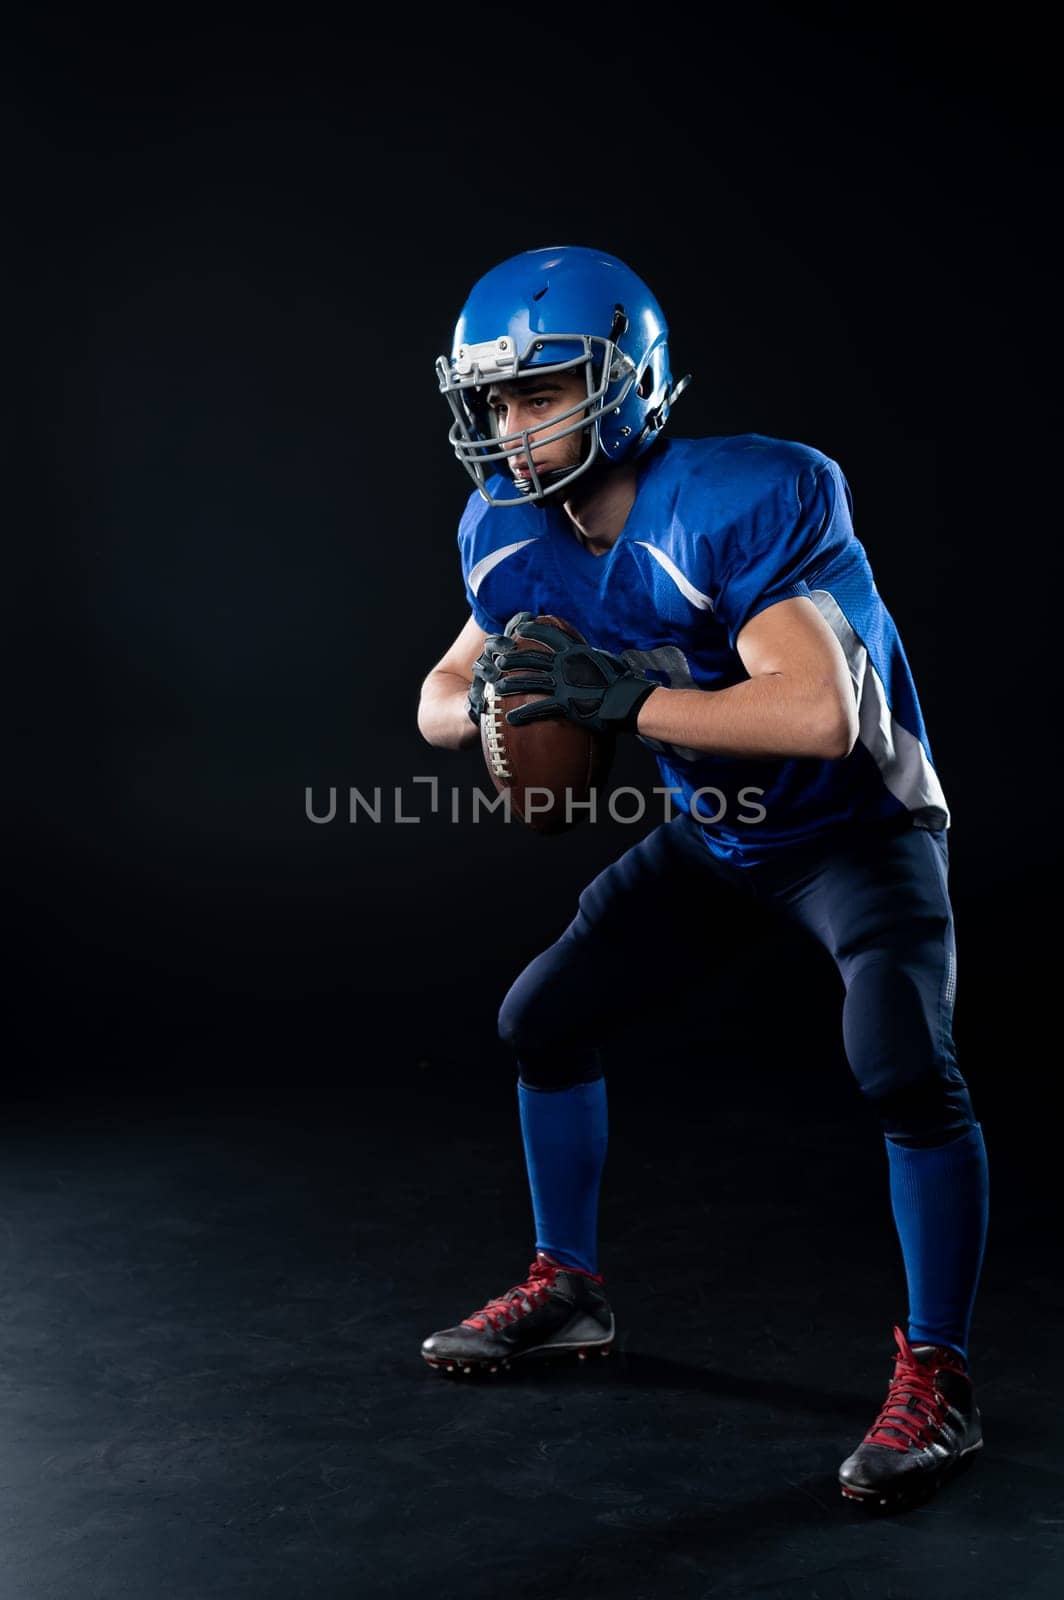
[416,245,989,1511]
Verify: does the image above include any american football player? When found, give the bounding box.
[416,245,989,1511]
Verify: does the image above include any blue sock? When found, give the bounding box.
[517,1077,608,1277]
[885,1122,989,1362]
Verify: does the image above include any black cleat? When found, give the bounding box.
[421,1250,615,1374]
[839,1325,983,1510]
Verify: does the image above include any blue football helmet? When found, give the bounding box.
[436,245,691,506]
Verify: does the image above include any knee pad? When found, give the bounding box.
[870,1067,977,1147]
[517,1057,605,1091]
[497,977,602,1090]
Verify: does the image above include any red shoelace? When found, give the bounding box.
[864,1325,967,1452]
[461,1255,561,1333]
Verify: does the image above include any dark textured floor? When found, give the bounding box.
[2,1027,1061,1600]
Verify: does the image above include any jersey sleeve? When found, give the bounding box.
[456,492,506,634]
[459,558,502,633]
[712,456,854,651]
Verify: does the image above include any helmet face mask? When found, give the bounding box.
[435,246,688,507]
[436,332,637,505]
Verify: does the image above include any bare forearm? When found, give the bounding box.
[417,671,480,750]
[635,673,856,760]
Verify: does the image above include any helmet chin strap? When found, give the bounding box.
[559,450,615,506]
[513,421,610,501]
[513,465,576,497]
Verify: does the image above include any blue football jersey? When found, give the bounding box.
[457,434,949,865]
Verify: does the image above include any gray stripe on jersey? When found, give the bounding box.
[811,588,950,829]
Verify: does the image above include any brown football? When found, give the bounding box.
[480,615,615,835]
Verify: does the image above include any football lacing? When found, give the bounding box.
[482,682,512,779]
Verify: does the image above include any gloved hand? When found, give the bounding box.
[466,611,537,726]
[490,616,657,734]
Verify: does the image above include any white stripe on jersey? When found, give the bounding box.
[468,539,538,597]
[633,542,715,611]
[812,589,950,829]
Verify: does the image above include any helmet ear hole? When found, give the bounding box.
[466,390,492,439]
[636,366,654,400]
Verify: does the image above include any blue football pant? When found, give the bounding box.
[500,811,975,1144]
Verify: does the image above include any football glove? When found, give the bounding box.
[466,611,537,726]
[490,616,657,734]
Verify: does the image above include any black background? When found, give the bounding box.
[9,5,1058,1132]
[5,11,1063,1597]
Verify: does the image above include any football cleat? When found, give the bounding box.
[839,1325,983,1509]
[421,1250,614,1374]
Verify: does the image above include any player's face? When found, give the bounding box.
[484,370,590,484]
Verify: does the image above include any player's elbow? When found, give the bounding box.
[415,704,438,747]
[417,671,478,750]
[819,688,859,760]
[416,695,451,749]
[821,721,857,761]
[416,678,444,747]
